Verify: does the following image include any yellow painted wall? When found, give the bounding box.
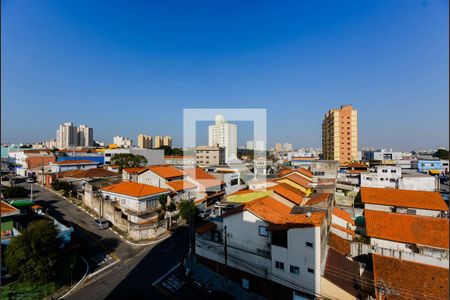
[320,277,357,300]
[277,179,313,196]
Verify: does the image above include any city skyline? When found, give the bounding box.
[2,0,448,150]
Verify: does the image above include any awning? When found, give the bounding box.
[9,199,34,207]
[429,170,441,175]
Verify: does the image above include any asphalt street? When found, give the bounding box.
[16,182,138,273]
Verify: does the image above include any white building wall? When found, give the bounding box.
[370,238,449,268]
[364,203,441,217]
[399,176,436,191]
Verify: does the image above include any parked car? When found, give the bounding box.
[25,177,35,183]
[92,218,110,230]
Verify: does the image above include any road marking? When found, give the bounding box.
[86,259,121,279]
[152,262,181,286]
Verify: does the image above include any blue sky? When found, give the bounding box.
[2,0,448,150]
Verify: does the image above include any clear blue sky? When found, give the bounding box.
[2,0,448,150]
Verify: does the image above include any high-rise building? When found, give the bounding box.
[246,140,254,150]
[56,122,77,149]
[283,143,293,152]
[138,134,153,149]
[113,135,132,148]
[195,145,225,166]
[254,140,266,151]
[77,125,94,147]
[153,136,163,148]
[322,104,358,162]
[208,115,237,162]
[163,136,172,147]
[275,143,282,153]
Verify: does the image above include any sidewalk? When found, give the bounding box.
[190,258,265,300]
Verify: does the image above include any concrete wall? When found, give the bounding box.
[364,203,441,217]
[371,238,449,268]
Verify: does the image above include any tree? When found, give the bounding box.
[179,200,197,221]
[2,186,29,198]
[157,195,168,221]
[5,220,61,283]
[110,154,148,173]
[433,149,449,160]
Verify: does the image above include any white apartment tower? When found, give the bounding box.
[78,125,94,147]
[138,134,153,149]
[208,115,237,162]
[56,122,77,149]
[113,135,132,148]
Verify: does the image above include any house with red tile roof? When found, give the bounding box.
[373,254,448,300]
[50,159,99,173]
[361,187,448,217]
[195,195,328,299]
[365,210,449,268]
[101,181,170,225]
[331,208,356,241]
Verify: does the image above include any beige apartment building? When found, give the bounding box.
[153,136,163,148]
[195,145,225,166]
[137,134,152,149]
[163,136,172,147]
[322,105,358,162]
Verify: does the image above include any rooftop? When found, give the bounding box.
[373,254,448,300]
[166,180,197,192]
[323,248,361,298]
[60,168,118,179]
[184,167,223,188]
[101,181,169,198]
[278,173,312,189]
[365,210,449,249]
[224,196,325,228]
[0,201,21,217]
[148,165,185,178]
[361,187,448,211]
[269,183,305,205]
[329,233,351,256]
[333,207,355,225]
[54,159,98,165]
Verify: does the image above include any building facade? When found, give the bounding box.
[195,145,225,166]
[137,134,153,149]
[113,135,132,148]
[208,115,237,162]
[153,136,163,148]
[322,105,358,162]
[163,136,172,147]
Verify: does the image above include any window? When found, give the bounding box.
[242,278,249,289]
[275,261,284,270]
[307,268,314,274]
[406,209,417,215]
[391,170,397,173]
[382,169,388,173]
[272,230,288,248]
[259,226,269,237]
[305,242,313,248]
[290,265,300,275]
[380,178,384,181]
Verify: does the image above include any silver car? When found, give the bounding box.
[92,218,110,230]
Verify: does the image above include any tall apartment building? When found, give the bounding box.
[56,122,94,149]
[137,134,153,149]
[208,115,237,162]
[153,136,163,148]
[55,122,76,149]
[275,143,282,153]
[163,136,172,147]
[246,140,254,150]
[113,135,132,148]
[283,143,293,152]
[322,105,358,162]
[195,145,225,166]
[78,125,94,147]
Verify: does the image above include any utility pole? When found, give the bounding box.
[224,225,228,289]
[30,183,33,201]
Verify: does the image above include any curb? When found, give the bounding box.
[59,256,89,299]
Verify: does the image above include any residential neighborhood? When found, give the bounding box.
[1,1,449,300]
